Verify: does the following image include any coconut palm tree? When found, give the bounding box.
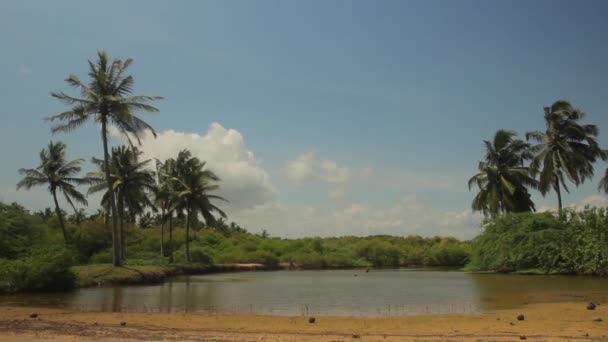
[47,51,162,266]
[599,168,608,194]
[468,130,538,217]
[526,101,607,214]
[172,150,227,262]
[153,158,180,261]
[16,141,89,243]
[89,146,156,260]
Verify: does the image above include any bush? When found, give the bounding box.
[89,249,113,264]
[0,245,76,293]
[468,208,608,275]
[190,247,214,264]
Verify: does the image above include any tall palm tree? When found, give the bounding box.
[468,130,538,217]
[526,101,607,214]
[47,51,162,266]
[16,141,89,243]
[89,146,156,260]
[172,150,227,262]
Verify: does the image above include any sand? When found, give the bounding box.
[0,302,606,341]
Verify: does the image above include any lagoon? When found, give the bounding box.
[3,270,608,316]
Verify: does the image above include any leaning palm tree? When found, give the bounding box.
[47,51,162,266]
[172,150,227,262]
[526,101,607,214]
[468,130,538,217]
[599,168,608,194]
[16,141,89,243]
[89,146,156,260]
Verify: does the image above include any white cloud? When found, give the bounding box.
[232,196,483,240]
[114,123,278,212]
[360,167,374,178]
[285,152,351,185]
[17,64,32,77]
[579,194,608,207]
[285,152,352,199]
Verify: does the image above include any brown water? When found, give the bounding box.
[2,270,607,316]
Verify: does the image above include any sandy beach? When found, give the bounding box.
[0,301,606,341]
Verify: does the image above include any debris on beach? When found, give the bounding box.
[29,313,38,318]
[593,317,603,322]
[587,302,597,310]
[517,314,525,321]
[308,317,316,324]
[120,322,127,326]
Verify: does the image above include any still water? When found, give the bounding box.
[2,270,608,316]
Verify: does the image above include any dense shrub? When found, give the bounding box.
[0,245,76,293]
[468,208,608,275]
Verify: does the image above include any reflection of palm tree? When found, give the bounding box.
[47,51,162,266]
[17,141,89,242]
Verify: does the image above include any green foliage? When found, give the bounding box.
[0,203,48,259]
[469,208,608,275]
[0,245,76,293]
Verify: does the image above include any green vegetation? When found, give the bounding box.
[47,51,162,266]
[0,201,471,293]
[468,129,538,216]
[469,100,607,216]
[16,141,89,243]
[6,52,608,294]
[468,208,608,276]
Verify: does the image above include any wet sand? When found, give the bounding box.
[0,302,606,341]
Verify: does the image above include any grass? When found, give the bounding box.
[71,262,272,288]
[72,264,177,287]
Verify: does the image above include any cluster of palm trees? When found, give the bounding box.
[469,100,608,217]
[16,51,226,267]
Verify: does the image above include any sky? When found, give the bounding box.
[1,0,607,239]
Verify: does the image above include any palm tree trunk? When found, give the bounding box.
[101,118,121,267]
[168,213,174,263]
[119,196,126,261]
[555,179,563,216]
[186,206,191,263]
[160,208,165,258]
[52,189,69,243]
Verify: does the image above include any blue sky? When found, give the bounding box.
[1,0,607,238]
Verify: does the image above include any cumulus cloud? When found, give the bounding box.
[285,152,351,199]
[113,123,278,212]
[231,196,483,239]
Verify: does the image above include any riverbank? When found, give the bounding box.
[72,263,276,287]
[0,301,605,341]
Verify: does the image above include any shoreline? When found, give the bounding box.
[1,301,606,341]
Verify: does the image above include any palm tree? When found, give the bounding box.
[172,150,227,262]
[153,158,179,261]
[468,130,538,217]
[47,51,162,266]
[89,146,156,260]
[599,168,608,194]
[16,141,89,243]
[526,101,607,214]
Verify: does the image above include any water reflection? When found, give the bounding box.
[2,270,607,316]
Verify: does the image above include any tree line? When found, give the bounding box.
[469,100,608,217]
[17,51,226,267]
